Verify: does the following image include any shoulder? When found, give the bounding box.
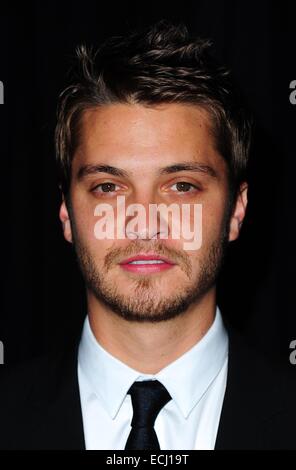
[0,345,82,449]
[219,322,296,449]
[0,347,75,400]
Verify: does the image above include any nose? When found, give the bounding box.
[123,193,171,241]
[126,226,168,241]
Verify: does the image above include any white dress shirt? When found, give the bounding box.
[78,307,228,450]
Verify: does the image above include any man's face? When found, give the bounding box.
[60,103,246,322]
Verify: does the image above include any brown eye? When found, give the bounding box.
[101,183,116,192]
[94,182,118,193]
[172,182,197,192]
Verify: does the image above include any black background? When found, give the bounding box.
[0,1,295,367]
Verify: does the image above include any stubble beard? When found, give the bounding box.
[71,222,230,323]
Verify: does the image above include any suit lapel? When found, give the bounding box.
[24,342,86,450]
[23,323,284,449]
[215,325,280,449]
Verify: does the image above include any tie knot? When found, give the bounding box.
[128,380,172,428]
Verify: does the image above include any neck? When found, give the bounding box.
[87,289,216,375]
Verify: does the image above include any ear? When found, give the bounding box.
[59,196,73,243]
[228,182,248,242]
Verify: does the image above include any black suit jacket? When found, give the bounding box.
[0,325,296,450]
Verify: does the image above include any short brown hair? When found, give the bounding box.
[55,20,252,198]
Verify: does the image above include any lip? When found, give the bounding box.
[119,253,176,274]
[120,253,175,265]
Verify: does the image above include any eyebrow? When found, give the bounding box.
[77,164,129,180]
[159,163,218,178]
[76,161,218,180]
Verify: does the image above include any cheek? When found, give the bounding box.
[76,217,97,247]
[195,199,227,247]
[71,195,102,241]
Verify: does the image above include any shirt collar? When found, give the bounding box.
[78,307,228,420]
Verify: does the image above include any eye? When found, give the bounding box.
[92,182,120,193]
[171,182,199,193]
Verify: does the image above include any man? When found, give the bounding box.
[0,20,295,450]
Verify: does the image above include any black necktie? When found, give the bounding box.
[124,380,172,450]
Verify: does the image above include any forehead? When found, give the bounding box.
[73,103,224,172]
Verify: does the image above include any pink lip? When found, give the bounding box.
[119,253,176,274]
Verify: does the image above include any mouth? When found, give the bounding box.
[119,253,176,274]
